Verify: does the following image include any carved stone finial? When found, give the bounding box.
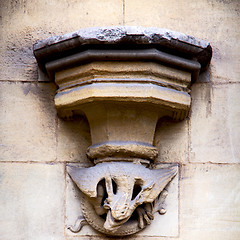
[33,26,212,236]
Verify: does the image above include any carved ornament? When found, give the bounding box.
[33,26,212,236]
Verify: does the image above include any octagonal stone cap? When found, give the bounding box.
[34,26,212,72]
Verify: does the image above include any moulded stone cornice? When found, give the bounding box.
[33,27,212,122]
[33,26,212,75]
[34,26,210,50]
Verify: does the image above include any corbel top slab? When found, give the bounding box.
[33,26,212,73]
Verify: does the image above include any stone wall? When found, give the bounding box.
[0,1,239,239]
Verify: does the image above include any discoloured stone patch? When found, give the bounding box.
[0,0,123,81]
[0,82,57,162]
[190,83,240,163]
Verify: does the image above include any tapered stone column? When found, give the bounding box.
[34,26,212,236]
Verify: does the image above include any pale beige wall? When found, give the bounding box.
[0,1,240,240]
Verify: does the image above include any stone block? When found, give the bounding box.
[65,163,178,238]
[124,0,238,37]
[0,162,65,240]
[0,0,123,81]
[57,117,91,165]
[190,83,240,163]
[0,82,57,162]
[180,164,240,240]
[154,118,188,164]
[124,0,240,83]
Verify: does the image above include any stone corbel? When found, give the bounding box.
[33,26,212,236]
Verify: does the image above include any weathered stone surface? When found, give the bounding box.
[86,142,158,162]
[0,82,57,161]
[68,162,177,235]
[53,60,192,125]
[190,83,240,163]
[154,118,188,164]
[57,117,91,164]
[34,26,210,50]
[55,83,191,119]
[0,0,123,81]
[180,164,240,240]
[33,26,211,81]
[124,0,240,83]
[66,163,179,237]
[0,162,65,240]
[55,61,191,91]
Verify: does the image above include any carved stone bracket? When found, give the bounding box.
[33,26,212,236]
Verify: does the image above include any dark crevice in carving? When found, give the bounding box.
[97,179,108,207]
[112,179,117,195]
[131,184,142,200]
